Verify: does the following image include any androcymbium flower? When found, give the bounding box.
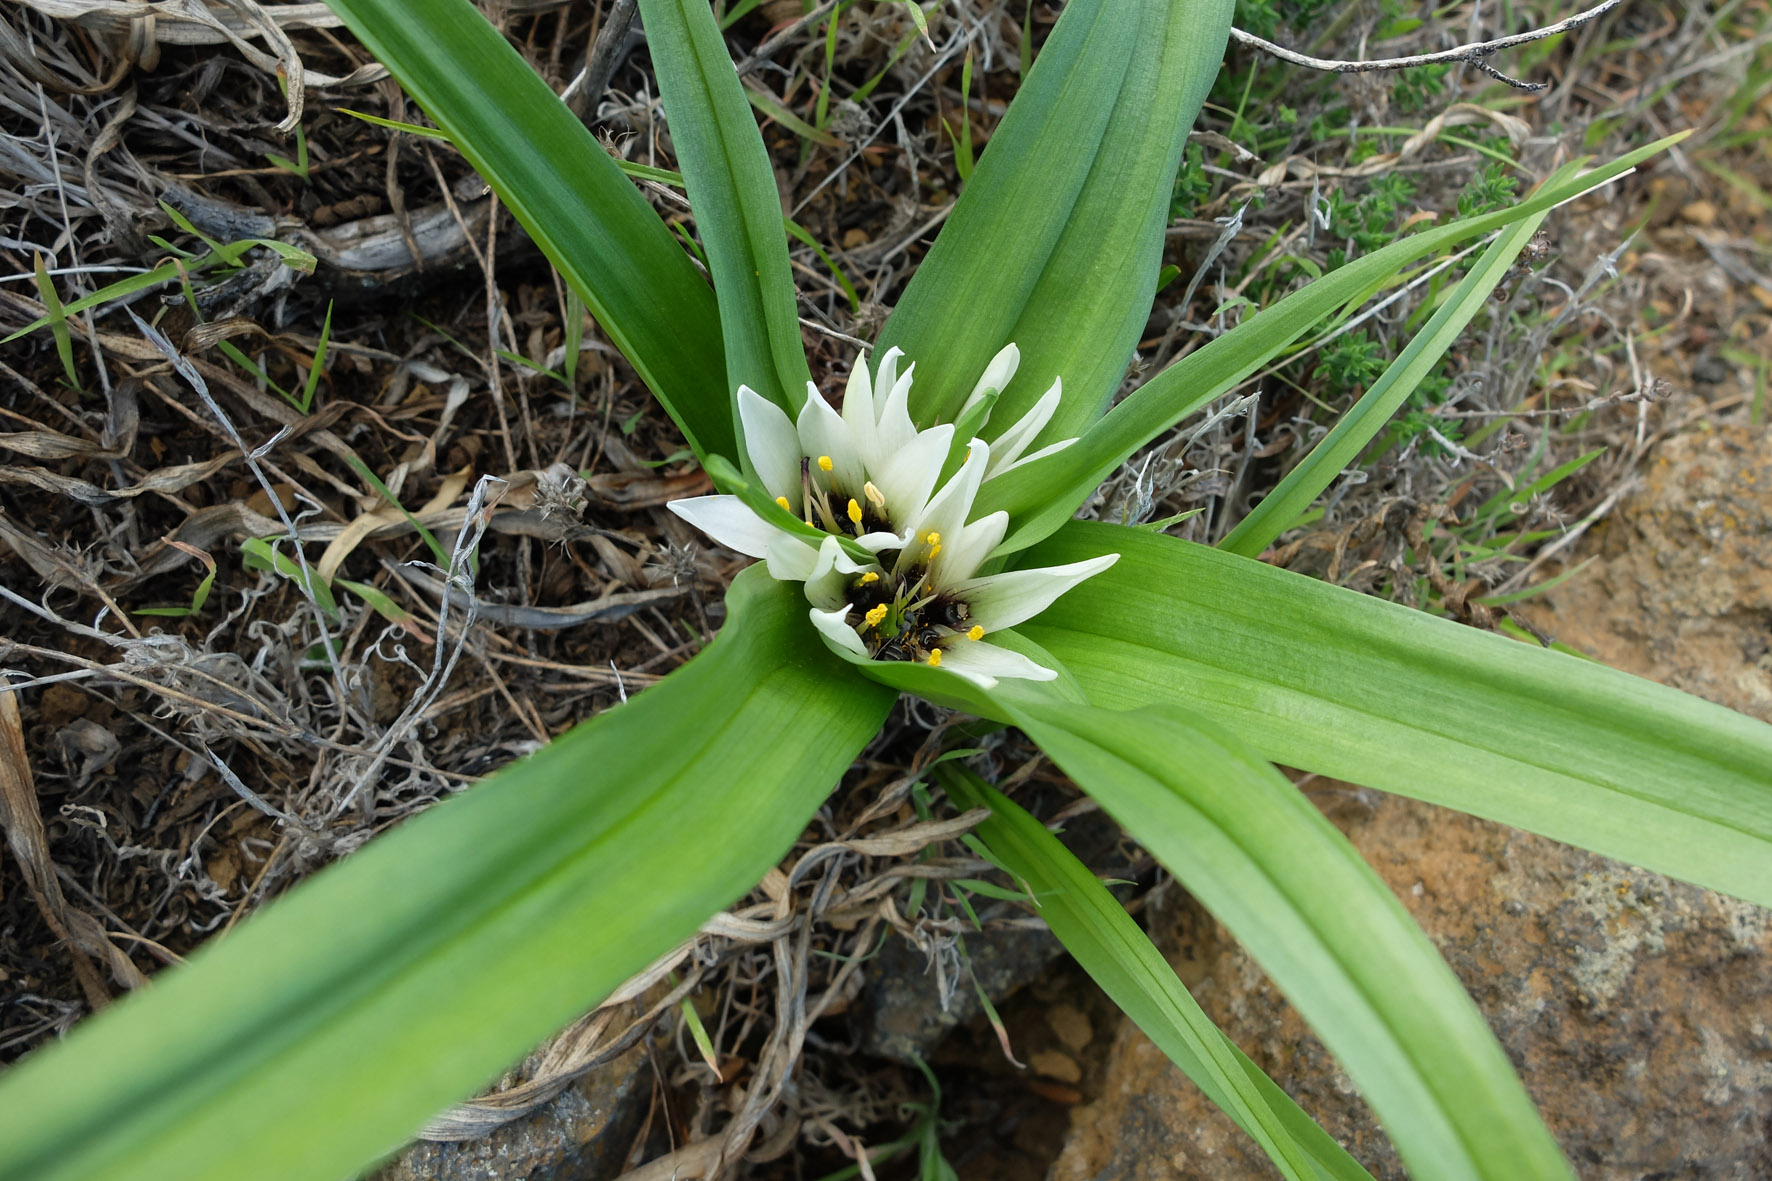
[669,345,1117,689]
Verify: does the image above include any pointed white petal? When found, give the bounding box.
[874,360,919,456]
[873,346,903,411]
[809,603,870,657]
[763,532,820,582]
[907,439,990,583]
[870,422,953,527]
[952,554,1120,631]
[668,496,788,560]
[990,436,1076,479]
[935,636,1057,688]
[738,385,802,502]
[796,381,867,495]
[958,342,1022,420]
[983,376,1062,478]
[840,350,878,468]
[939,509,1007,584]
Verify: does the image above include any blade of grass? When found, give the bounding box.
[1018,520,1772,910]
[1220,185,1563,556]
[325,0,734,459]
[937,765,1376,1181]
[0,568,894,1181]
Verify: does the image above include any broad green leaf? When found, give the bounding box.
[1220,179,1565,557]
[936,766,1375,1181]
[0,567,894,1181]
[874,0,1137,423]
[325,0,735,459]
[640,0,814,415]
[978,134,1689,554]
[998,700,1573,1180]
[990,0,1233,442]
[1019,521,1772,908]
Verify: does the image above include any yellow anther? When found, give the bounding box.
[859,571,880,585]
[774,496,791,512]
[967,625,985,641]
[924,531,941,547]
[927,648,943,668]
[864,604,889,628]
[847,498,863,524]
[864,481,886,508]
[817,455,834,472]
[927,544,941,560]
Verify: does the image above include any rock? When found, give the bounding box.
[1053,425,1772,1179]
[375,1043,653,1181]
[859,808,1135,1063]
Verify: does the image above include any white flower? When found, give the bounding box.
[669,346,1116,689]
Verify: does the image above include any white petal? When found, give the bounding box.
[763,532,820,582]
[809,603,869,657]
[855,528,913,554]
[738,385,802,502]
[874,360,918,456]
[957,342,1021,420]
[869,422,953,527]
[938,510,1006,584]
[906,439,990,584]
[983,376,1062,478]
[873,346,903,411]
[840,350,879,471]
[796,381,867,495]
[990,436,1076,479]
[804,535,871,610]
[952,554,1120,631]
[668,496,787,560]
[934,636,1057,688]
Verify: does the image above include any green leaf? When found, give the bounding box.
[1018,521,1772,909]
[977,134,1690,554]
[1219,183,1564,557]
[936,766,1375,1181]
[982,0,1233,442]
[873,0,1141,423]
[324,0,735,459]
[997,700,1573,1180]
[639,0,813,415]
[0,568,894,1181]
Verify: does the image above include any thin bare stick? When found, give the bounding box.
[1229,0,1623,92]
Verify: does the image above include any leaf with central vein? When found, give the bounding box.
[639,0,813,416]
[936,766,1375,1181]
[997,699,1574,1180]
[978,133,1689,554]
[994,0,1232,442]
[1220,181,1565,557]
[875,0,1135,423]
[0,567,894,1181]
[1018,520,1772,908]
[324,0,734,459]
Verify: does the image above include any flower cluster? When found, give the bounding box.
[669,345,1116,688]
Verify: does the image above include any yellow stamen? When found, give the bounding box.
[774,496,790,512]
[924,531,941,547]
[967,625,985,641]
[847,498,863,524]
[859,571,880,585]
[927,648,942,668]
[864,481,886,508]
[864,604,889,628]
[927,544,941,560]
[817,455,834,472]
